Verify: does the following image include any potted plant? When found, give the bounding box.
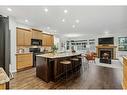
[51,45,58,54]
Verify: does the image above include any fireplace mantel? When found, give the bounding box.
[96,45,117,49]
[96,45,117,59]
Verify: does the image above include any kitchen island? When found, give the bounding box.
[36,52,82,82]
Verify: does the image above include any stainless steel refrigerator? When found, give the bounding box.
[0,15,10,89]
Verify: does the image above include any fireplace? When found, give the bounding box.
[96,45,117,64]
[99,49,112,64]
[99,48,113,59]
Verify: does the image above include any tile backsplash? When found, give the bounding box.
[17,46,52,53]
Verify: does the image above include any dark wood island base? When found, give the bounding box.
[36,53,82,82]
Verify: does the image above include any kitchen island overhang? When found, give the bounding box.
[36,52,82,83]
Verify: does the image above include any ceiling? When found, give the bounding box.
[0,6,127,38]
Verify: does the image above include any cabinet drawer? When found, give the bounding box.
[17,54,32,60]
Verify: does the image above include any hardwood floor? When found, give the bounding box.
[10,63,122,89]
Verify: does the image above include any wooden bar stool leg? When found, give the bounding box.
[65,64,68,89]
[72,60,75,77]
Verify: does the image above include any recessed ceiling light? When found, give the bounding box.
[44,8,48,12]
[7,8,12,12]
[25,19,28,22]
[72,25,75,28]
[64,9,68,14]
[62,19,65,22]
[75,19,79,23]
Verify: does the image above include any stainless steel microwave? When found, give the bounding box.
[31,39,42,46]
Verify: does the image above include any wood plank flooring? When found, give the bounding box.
[10,63,122,89]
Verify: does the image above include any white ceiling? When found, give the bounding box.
[0,6,127,37]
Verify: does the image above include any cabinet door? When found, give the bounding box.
[24,31,32,46]
[41,33,43,43]
[16,28,25,46]
[32,29,42,39]
[42,34,47,46]
[47,35,51,46]
[42,33,54,46]
[0,84,6,90]
[50,35,54,46]
[32,29,38,39]
[16,54,33,70]
[38,31,42,40]
[16,54,26,69]
[47,35,54,46]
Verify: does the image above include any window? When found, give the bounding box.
[118,37,127,51]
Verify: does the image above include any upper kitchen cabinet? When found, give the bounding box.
[49,35,54,46]
[16,27,32,46]
[24,30,32,46]
[42,33,54,46]
[31,28,42,39]
[16,27,25,46]
[17,27,54,46]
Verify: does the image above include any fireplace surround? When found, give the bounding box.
[96,45,117,64]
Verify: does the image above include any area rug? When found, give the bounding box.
[92,58,123,69]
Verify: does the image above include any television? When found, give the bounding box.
[98,37,114,45]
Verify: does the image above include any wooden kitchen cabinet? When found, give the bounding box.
[48,35,54,46]
[123,56,127,89]
[42,33,47,46]
[50,35,54,46]
[38,31,42,40]
[42,33,54,46]
[16,28,25,46]
[17,27,54,46]
[24,30,32,46]
[16,27,32,46]
[16,53,33,71]
[0,84,6,90]
[31,28,42,39]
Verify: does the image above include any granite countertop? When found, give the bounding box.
[16,52,33,55]
[36,52,81,59]
[0,68,10,84]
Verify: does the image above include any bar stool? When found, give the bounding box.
[71,58,80,75]
[60,60,71,83]
[78,55,89,71]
